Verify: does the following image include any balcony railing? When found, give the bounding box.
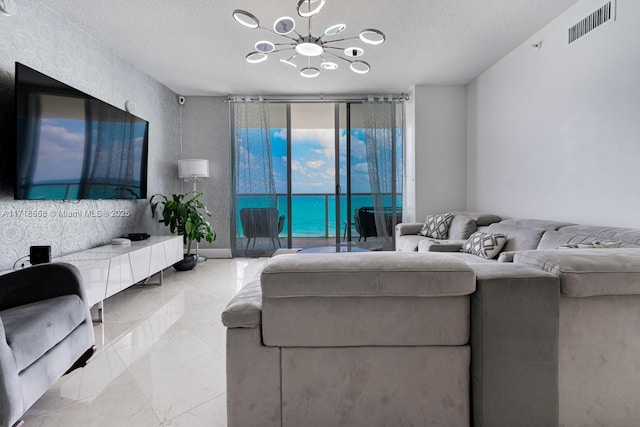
[235,192,402,239]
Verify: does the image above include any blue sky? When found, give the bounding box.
[271,128,377,194]
[33,118,146,183]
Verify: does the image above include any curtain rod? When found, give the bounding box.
[226,94,409,103]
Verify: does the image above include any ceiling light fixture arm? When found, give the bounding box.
[323,49,353,64]
[321,36,359,44]
[259,26,299,43]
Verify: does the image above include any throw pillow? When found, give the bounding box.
[463,231,507,259]
[419,212,454,239]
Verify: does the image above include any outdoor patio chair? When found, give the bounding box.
[354,206,402,241]
[240,207,285,251]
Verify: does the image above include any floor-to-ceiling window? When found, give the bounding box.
[231,98,403,256]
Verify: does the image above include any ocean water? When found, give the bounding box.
[21,180,143,200]
[237,195,402,238]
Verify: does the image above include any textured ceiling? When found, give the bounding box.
[39,0,580,96]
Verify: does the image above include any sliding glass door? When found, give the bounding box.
[339,102,403,251]
[231,100,403,256]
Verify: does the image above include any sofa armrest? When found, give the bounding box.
[0,263,87,312]
[222,279,262,328]
[0,314,22,427]
[418,240,464,253]
[396,222,423,236]
[469,263,559,427]
[497,251,517,262]
[513,248,640,297]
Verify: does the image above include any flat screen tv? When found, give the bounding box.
[15,63,149,200]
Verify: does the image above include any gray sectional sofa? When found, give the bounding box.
[396,212,640,258]
[223,253,475,426]
[223,213,640,427]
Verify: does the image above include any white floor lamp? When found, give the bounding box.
[178,159,210,262]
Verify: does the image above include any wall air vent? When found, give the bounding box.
[568,1,616,44]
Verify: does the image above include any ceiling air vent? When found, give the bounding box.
[568,1,616,44]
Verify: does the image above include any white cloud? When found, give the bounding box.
[320,168,335,180]
[351,136,367,159]
[306,160,325,169]
[292,129,335,160]
[352,162,369,174]
[291,160,305,173]
[41,124,85,145]
[273,129,286,140]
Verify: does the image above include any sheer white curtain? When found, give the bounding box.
[363,101,400,250]
[15,93,42,199]
[80,100,137,199]
[232,100,280,256]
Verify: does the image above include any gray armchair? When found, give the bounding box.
[0,263,95,427]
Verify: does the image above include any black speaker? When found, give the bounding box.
[128,233,150,241]
[30,245,51,265]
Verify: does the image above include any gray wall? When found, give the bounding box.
[467,0,640,227]
[180,97,231,251]
[405,85,467,223]
[0,0,181,270]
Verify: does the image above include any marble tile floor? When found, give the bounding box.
[22,257,268,427]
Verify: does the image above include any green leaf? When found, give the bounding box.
[148,192,216,256]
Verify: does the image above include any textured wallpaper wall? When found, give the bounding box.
[0,0,182,270]
[180,97,231,249]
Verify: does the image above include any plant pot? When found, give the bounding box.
[173,254,197,271]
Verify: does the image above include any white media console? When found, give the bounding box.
[54,235,183,321]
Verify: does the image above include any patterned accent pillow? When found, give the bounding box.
[419,213,454,239]
[463,231,507,259]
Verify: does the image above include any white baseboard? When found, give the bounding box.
[197,248,232,258]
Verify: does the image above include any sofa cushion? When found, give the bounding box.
[513,249,640,297]
[260,252,475,347]
[499,218,575,231]
[557,225,640,247]
[486,223,547,252]
[1,294,85,372]
[497,251,518,263]
[417,239,465,253]
[538,230,638,250]
[426,252,499,264]
[261,252,475,298]
[558,241,623,249]
[420,212,454,239]
[448,215,478,240]
[454,211,502,226]
[537,230,600,250]
[463,232,507,259]
[396,234,427,252]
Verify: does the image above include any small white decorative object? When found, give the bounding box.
[111,238,131,246]
[124,100,135,114]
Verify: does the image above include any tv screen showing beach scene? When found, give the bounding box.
[15,63,148,200]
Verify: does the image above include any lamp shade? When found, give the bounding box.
[178,159,209,179]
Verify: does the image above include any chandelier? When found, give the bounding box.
[232,0,386,78]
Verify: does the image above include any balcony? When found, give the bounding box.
[234,192,402,254]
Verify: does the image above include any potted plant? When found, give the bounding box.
[150,192,216,271]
